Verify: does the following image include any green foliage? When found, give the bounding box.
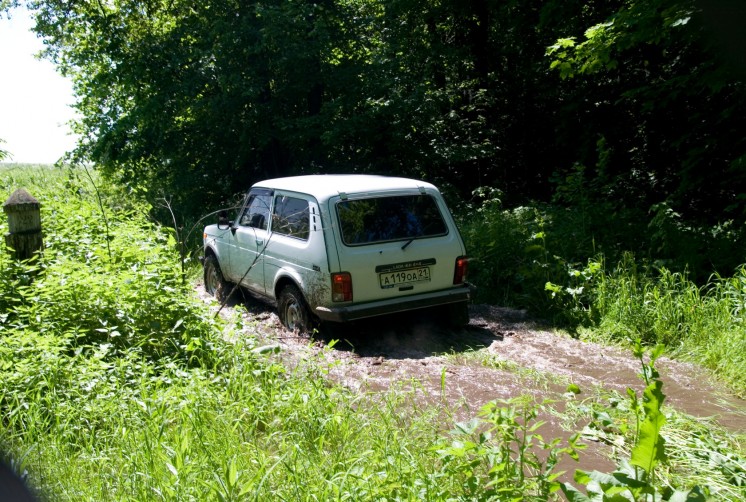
[544,258,603,328]
[562,341,708,501]
[629,343,668,476]
[459,187,604,326]
[435,396,581,501]
[548,0,746,243]
[457,187,532,305]
[10,0,614,224]
[7,0,744,287]
[591,256,746,395]
[1,166,216,364]
[570,388,745,501]
[459,186,746,395]
[2,165,744,501]
[0,138,10,161]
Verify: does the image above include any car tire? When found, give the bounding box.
[203,255,232,302]
[278,285,313,333]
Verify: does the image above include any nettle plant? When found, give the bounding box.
[434,395,583,501]
[1,168,219,365]
[562,341,707,502]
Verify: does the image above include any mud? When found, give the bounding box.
[202,287,746,478]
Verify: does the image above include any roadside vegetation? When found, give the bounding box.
[458,187,746,399]
[1,164,744,500]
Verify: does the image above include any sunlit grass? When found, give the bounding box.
[1,164,744,500]
[446,348,567,392]
[555,382,746,501]
[591,257,746,397]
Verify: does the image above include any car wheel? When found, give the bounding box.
[203,255,232,301]
[278,285,312,333]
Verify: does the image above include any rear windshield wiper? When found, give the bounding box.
[401,238,414,250]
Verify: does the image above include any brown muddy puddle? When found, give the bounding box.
[204,288,746,478]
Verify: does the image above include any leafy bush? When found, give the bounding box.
[458,187,602,325]
[1,166,216,364]
[562,342,709,501]
[435,395,582,501]
[459,180,746,394]
[2,165,742,500]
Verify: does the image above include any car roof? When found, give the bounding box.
[252,175,439,202]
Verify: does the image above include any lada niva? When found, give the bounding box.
[203,175,473,332]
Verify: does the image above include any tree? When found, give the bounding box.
[547,0,746,228]
[20,0,619,216]
[26,0,359,218]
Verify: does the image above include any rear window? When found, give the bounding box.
[337,195,448,246]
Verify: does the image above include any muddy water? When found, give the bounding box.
[312,305,745,429]
[205,288,746,479]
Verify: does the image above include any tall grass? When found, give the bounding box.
[592,256,746,396]
[2,338,449,500]
[458,188,746,397]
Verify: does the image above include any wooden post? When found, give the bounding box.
[3,188,43,260]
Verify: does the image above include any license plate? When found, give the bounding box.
[379,267,431,289]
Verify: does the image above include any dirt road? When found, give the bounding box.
[205,289,746,475]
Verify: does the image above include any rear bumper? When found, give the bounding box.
[314,283,476,322]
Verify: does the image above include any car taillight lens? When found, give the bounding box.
[332,272,353,302]
[453,256,468,285]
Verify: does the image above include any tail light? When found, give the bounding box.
[453,256,468,285]
[332,272,353,302]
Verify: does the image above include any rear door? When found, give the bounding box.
[329,189,466,303]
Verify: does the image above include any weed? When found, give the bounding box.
[561,340,744,501]
[434,395,583,501]
[2,165,744,500]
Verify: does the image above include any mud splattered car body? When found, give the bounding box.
[203,174,473,332]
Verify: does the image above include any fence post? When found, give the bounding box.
[3,188,43,260]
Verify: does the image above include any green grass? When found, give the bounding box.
[590,256,746,397]
[2,340,446,500]
[458,189,746,397]
[447,348,568,392]
[557,381,746,501]
[1,164,745,500]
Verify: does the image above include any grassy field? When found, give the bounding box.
[1,164,744,500]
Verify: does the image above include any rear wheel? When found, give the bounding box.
[278,285,313,333]
[203,255,232,301]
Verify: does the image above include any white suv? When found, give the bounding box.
[203,175,473,332]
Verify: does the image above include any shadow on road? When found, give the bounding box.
[313,310,502,360]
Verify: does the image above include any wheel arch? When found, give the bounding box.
[203,245,218,259]
[273,271,304,302]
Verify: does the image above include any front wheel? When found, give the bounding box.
[203,255,232,302]
[278,285,313,333]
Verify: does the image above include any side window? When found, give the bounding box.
[271,195,310,240]
[239,191,272,230]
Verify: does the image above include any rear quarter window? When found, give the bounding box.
[337,194,448,246]
[272,195,310,240]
